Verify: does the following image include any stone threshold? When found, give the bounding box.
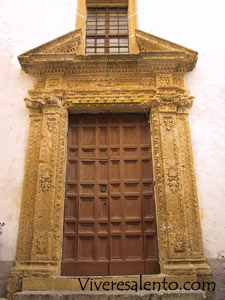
[14,290,206,300]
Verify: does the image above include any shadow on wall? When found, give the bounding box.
[0,223,14,298]
[207,258,225,300]
[0,261,15,298]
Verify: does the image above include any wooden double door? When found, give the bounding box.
[62,114,159,276]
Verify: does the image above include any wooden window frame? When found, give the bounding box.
[86,6,129,54]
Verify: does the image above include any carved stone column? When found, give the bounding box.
[176,101,212,285]
[7,93,68,299]
[7,104,43,300]
[151,75,211,281]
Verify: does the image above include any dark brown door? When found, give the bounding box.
[62,114,159,276]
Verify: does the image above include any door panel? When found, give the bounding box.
[62,114,159,276]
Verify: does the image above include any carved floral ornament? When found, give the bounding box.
[47,117,57,133]
[24,94,63,110]
[151,89,194,108]
[167,166,179,193]
[163,117,174,131]
[174,232,185,253]
[39,167,52,192]
[36,232,48,255]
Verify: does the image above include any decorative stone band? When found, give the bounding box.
[24,87,194,113]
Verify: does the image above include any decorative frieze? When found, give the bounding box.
[46,76,62,89]
[156,74,173,87]
[173,75,184,87]
[35,77,46,89]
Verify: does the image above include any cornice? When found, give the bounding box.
[18,52,193,76]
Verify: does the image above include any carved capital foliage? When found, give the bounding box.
[152,87,194,112]
[24,98,41,110]
[25,93,64,111]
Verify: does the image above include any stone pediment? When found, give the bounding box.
[19,27,196,57]
[136,29,197,57]
[18,27,197,74]
[19,29,82,56]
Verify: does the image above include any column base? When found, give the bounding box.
[6,263,59,300]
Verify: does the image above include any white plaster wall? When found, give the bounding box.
[0,0,224,262]
[138,0,225,260]
[0,0,77,261]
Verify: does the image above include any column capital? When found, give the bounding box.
[25,90,65,109]
[151,87,194,113]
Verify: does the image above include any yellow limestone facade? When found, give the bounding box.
[4,0,217,299]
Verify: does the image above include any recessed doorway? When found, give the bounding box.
[62,114,159,276]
